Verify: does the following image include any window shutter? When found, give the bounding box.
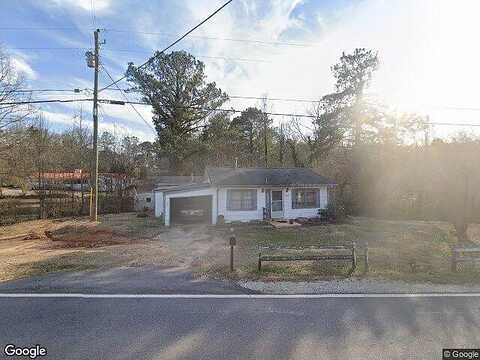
[316,189,320,207]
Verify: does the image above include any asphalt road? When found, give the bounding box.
[1,295,479,360]
[0,266,249,294]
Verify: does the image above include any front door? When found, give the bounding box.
[271,190,283,219]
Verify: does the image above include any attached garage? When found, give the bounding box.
[170,195,212,225]
[162,185,217,226]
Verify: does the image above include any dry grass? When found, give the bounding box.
[3,214,480,285]
[209,218,480,284]
[0,213,168,282]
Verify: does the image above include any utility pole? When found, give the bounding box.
[263,114,268,167]
[89,29,100,221]
[279,122,285,167]
[262,97,268,167]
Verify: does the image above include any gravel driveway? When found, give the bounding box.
[239,278,480,294]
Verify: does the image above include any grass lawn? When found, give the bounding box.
[209,217,480,284]
[2,214,480,285]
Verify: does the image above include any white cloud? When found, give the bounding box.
[41,110,74,126]
[41,107,155,141]
[48,0,112,13]
[19,0,480,140]
[170,0,480,132]
[10,56,37,80]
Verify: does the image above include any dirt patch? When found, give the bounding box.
[0,214,228,282]
[0,214,169,282]
[46,225,131,248]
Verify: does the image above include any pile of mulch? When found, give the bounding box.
[45,225,131,249]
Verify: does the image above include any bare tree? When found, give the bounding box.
[0,49,36,165]
[0,49,34,131]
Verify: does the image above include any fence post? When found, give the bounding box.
[229,228,236,272]
[258,253,262,271]
[451,248,457,272]
[364,242,369,274]
[351,242,357,274]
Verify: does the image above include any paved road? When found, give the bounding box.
[0,295,479,359]
[0,266,248,294]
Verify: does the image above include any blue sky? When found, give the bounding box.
[2,0,480,141]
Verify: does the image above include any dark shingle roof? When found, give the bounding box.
[206,167,335,186]
[156,176,203,185]
[160,183,211,193]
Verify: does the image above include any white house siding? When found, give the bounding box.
[158,185,330,226]
[283,186,328,219]
[217,187,266,223]
[154,191,164,218]
[164,187,217,226]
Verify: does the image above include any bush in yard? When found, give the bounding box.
[326,201,346,223]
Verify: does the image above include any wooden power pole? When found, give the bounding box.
[89,29,100,221]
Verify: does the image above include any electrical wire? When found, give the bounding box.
[82,88,322,103]
[11,47,267,63]
[0,27,80,31]
[99,49,269,63]
[0,98,93,106]
[100,64,156,133]
[91,0,96,28]
[99,0,234,92]
[4,93,480,129]
[9,89,86,93]
[95,99,480,127]
[105,29,313,47]
[0,26,314,47]
[11,89,480,115]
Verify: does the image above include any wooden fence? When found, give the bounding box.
[0,193,134,226]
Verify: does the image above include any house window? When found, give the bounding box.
[227,189,257,211]
[146,197,151,203]
[292,189,318,209]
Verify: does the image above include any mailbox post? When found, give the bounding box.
[229,228,236,272]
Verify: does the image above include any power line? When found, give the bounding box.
[95,99,480,126]
[101,49,270,63]
[90,89,321,103]
[229,95,319,103]
[439,106,480,112]
[12,47,87,50]
[0,26,314,47]
[105,29,313,47]
[9,88,480,110]
[99,0,234,92]
[11,47,267,63]
[90,0,96,28]
[0,27,80,31]
[100,64,156,133]
[10,88,87,93]
[0,98,93,106]
[5,96,480,128]
[91,90,480,109]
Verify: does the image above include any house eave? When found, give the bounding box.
[215,183,335,188]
